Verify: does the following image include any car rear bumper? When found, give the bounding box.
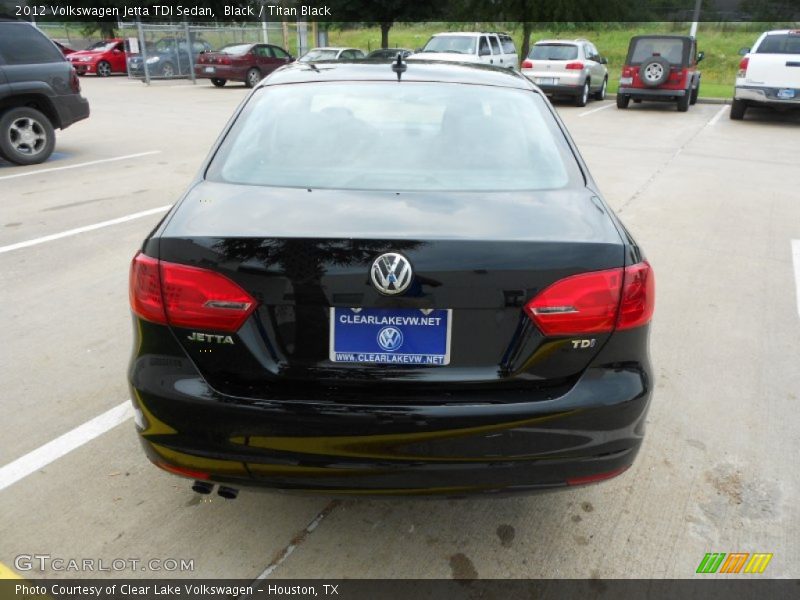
[128,324,652,496]
[618,87,687,98]
[533,83,586,97]
[735,85,800,106]
[54,93,90,129]
[193,64,245,81]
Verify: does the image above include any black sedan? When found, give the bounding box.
[128,60,654,497]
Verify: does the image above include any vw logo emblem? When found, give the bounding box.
[377,326,404,352]
[371,253,413,295]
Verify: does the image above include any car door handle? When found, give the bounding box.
[489,59,493,64]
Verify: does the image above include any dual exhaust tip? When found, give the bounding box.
[192,480,238,499]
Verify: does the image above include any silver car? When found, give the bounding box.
[521,39,609,106]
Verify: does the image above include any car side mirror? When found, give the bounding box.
[600,56,608,65]
[697,51,705,62]
[415,47,423,53]
[738,47,750,56]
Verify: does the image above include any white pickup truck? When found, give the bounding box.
[732,29,800,120]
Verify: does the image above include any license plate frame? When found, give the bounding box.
[536,77,557,85]
[329,307,452,366]
[777,88,796,99]
[204,66,215,73]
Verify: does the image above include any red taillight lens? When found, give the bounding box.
[737,56,749,78]
[129,252,257,332]
[622,66,633,77]
[220,56,232,65]
[566,62,584,70]
[525,268,623,336]
[524,262,654,337]
[130,253,167,324]
[521,59,533,69]
[616,261,655,331]
[69,68,80,93]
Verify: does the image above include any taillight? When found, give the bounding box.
[737,56,749,78]
[69,68,80,93]
[524,262,654,336]
[566,62,584,70]
[521,59,533,69]
[129,252,257,332]
[220,56,232,65]
[616,261,655,331]
[525,268,622,336]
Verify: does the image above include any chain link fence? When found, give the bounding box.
[119,22,310,83]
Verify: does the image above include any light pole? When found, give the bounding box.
[690,0,702,38]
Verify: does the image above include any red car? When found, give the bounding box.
[68,39,127,77]
[195,43,293,88]
[52,40,77,56]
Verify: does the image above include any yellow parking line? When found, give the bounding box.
[0,561,21,579]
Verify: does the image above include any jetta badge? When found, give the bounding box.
[371,253,412,295]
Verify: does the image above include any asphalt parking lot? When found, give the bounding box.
[1,75,799,580]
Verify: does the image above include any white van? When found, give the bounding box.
[409,32,519,70]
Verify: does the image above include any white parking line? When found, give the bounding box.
[708,105,729,126]
[0,151,161,181]
[792,240,800,318]
[579,102,614,118]
[0,205,171,254]
[0,401,132,492]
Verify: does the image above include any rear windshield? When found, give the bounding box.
[421,36,476,55]
[530,44,578,60]
[629,38,686,64]
[207,82,580,192]
[220,44,253,55]
[756,33,800,54]
[0,23,64,65]
[300,49,338,62]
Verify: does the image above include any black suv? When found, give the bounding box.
[0,20,90,165]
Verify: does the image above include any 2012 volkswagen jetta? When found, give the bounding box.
[128,59,654,497]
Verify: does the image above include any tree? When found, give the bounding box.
[326,0,442,48]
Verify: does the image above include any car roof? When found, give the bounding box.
[260,60,535,90]
[629,34,693,41]
[306,47,352,51]
[535,40,583,45]
[764,29,800,35]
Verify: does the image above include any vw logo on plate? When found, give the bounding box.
[377,326,404,352]
[371,253,413,295]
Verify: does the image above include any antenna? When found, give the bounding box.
[391,54,407,81]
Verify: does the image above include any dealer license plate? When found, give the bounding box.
[330,308,451,365]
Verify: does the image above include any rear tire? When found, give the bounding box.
[593,77,607,101]
[677,91,690,112]
[616,94,630,109]
[730,98,747,120]
[575,81,589,107]
[245,68,261,88]
[211,78,227,87]
[161,62,176,78]
[0,106,56,165]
